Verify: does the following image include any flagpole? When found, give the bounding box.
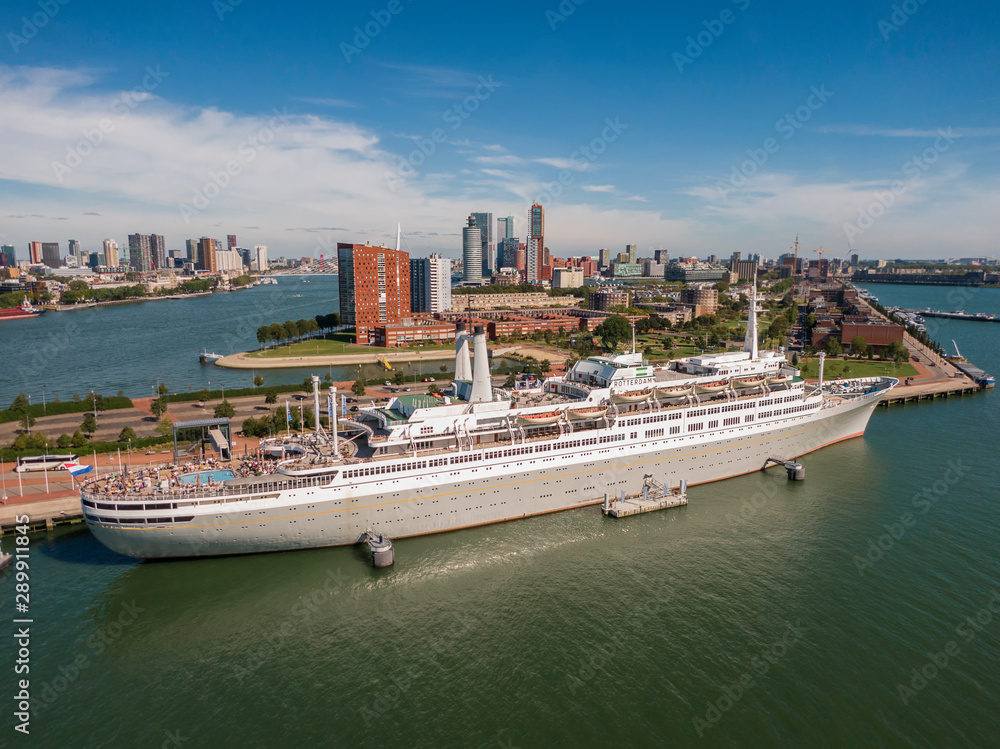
[44,464,49,493]
[17,463,23,498]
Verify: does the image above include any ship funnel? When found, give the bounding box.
[454,323,472,381]
[469,325,493,403]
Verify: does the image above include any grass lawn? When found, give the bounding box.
[797,358,917,380]
[247,338,456,358]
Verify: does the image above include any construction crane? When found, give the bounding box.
[791,235,810,275]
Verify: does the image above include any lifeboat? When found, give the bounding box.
[612,389,652,404]
[656,385,692,399]
[567,406,608,421]
[767,374,791,385]
[517,411,563,426]
[695,380,728,394]
[734,376,766,389]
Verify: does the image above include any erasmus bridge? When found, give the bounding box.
[269,255,338,276]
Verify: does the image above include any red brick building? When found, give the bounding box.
[373,321,457,347]
[337,242,410,344]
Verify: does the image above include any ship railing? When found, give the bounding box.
[80,472,337,506]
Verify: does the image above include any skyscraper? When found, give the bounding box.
[28,242,42,265]
[186,239,198,262]
[497,215,515,271]
[103,239,119,268]
[410,254,451,314]
[255,245,268,271]
[0,245,15,267]
[227,234,237,251]
[500,237,520,269]
[128,234,153,272]
[150,234,166,269]
[198,237,218,272]
[626,243,637,264]
[528,203,544,283]
[68,239,81,262]
[337,242,410,344]
[472,211,493,278]
[41,242,61,268]
[463,214,483,285]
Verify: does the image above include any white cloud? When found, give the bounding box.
[818,124,1000,138]
[581,185,616,193]
[532,157,592,172]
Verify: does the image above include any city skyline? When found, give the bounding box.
[1,1,998,260]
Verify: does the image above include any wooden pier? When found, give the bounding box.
[879,380,982,406]
[0,497,85,536]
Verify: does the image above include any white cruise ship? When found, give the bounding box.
[80,289,896,559]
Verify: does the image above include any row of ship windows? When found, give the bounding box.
[85,512,193,525]
[345,460,428,479]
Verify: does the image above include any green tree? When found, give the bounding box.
[119,426,137,442]
[427,383,440,395]
[393,370,406,385]
[11,432,30,451]
[30,432,49,449]
[887,339,908,364]
[150,398,167,419]
[8,393,29,413]
[264,387,278,404]
[503,372,517,389]
[256,326,268,348]
[19,411,35,431]
[594,315,631,351]
[352,378,366,397]
[197,389,210,406]
[850,336,868,358]
[57,433,72,448]
[253,375,264,387]
[158,383,169,395]
[825,338,843,357]
[155,417,173,437]
[70,429,88,448]
[539,359,552,374]
[81,412,98,434]
[214,400,236,419]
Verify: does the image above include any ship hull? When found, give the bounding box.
[85,389,885,559]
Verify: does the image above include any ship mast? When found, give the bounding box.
[742,271,759,359]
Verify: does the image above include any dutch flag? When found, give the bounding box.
[64,462,94,478]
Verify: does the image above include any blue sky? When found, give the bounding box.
[1,0,998,261]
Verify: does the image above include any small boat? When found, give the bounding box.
[517,411,563,426]
[695,381,728,394]
[656,385,692,399]
[199,348,223,364]
[567,406,608,421]
[734,377,766,389]
[767,374,791,385]
[612,389,652,403]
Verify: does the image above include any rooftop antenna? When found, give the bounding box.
[631,319,636,355]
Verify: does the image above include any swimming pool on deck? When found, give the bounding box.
[178,469,236,485]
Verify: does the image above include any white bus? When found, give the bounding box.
[14,454,78,473]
